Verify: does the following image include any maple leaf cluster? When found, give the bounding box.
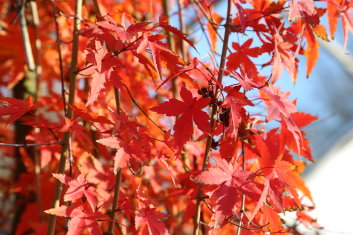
[0,0,350,234]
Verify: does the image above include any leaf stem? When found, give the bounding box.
[192,0,233,234]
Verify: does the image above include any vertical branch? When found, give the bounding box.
[10,4,30,230]
[236,142,246,235]
[192,6,217,59]
[66,0,82,117]
[11,80,28,234]
[177,0,188,63]
[193,0,233,234]
[46,0,83,234]
[18,1,35,72]
[105,88,123,235]
[11,1,41,232]
[106,168,122,234]
[92,2,123,233]
[29,0,41,97]
[93,0,102,18]
[29,0,43,221]
[161,0,178,98]
[50,0,67,115]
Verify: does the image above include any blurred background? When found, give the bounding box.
[283,32,353,235]
[184,1,353,234]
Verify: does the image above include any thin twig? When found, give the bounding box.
[191,0,223,41]
[228,220,269,231]
[122,83,166,133]
[230,6,288,30]
[0,141,62,147]
[192,0,233,234]
[192,6,218,60]
[127,161,144,176]
[112,35,143,56]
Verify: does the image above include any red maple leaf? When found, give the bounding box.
[135,206,169,235]
[272,160,312,205]
[271,31,298,83]
[194,157,260,227]
[0,96,34,125]
[159,15,196,50]
[226,38,261,77]
[151,86,210,152]
[228,69,262,91]
[261,84,297,121]
[137,34,172,80]
[97,136,129,170]
[263,205,286,233]
[97,111,152,169]
[59,118,93,148]
[53,173,97,210]
[261,86,314,155]
[288,0,316,22]
[70,102,112,124]
[82,40,120,105]
[45,202,105,235]
[280,112,316,160]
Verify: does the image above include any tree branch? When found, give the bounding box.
[46,0,83,234]
[193,0,233,234]
[236,142,246,235]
